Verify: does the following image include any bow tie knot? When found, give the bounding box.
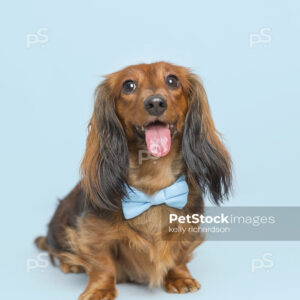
[122,176,188,219]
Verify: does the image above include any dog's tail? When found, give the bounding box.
[34,236,48,251]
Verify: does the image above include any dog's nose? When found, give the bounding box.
[144,95,167,116]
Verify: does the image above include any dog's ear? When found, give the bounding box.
[81,79,129,211]
[182,74,232,204]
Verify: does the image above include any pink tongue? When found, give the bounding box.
[145,125,171,157]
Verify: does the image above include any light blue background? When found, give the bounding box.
[1,0,299,299]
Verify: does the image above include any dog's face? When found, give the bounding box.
[81,62,232,211]
[110,63,189,157]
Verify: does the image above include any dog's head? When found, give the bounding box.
[81,62,232,210]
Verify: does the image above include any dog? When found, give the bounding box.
[35,61,232,300]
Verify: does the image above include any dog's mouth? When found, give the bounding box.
[133,120,177,157]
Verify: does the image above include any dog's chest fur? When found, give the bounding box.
[109,146,196,286]
[115,205,199,287]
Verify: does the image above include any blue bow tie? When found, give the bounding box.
[122,176,188,219]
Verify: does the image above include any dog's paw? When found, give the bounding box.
[164,278,201,294]
[60,262,85,274]
[79,289,117,300]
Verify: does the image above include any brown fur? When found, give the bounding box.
[35,62,232,300]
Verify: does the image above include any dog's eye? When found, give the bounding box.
[165,74,179,89]
[122,80,137,94]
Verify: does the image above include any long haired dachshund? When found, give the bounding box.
[35,62,232,300]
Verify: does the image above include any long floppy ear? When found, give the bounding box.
[182,74,232,204]
[81,79,129,211]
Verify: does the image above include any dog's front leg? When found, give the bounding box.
[164,264,201,294]
[79,252,117,300]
